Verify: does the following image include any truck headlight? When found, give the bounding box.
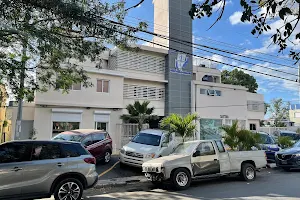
[144,153,156,159]
[293,153,300,157]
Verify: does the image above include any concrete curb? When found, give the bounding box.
[95,176,148,189]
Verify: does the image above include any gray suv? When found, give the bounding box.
[0,140,98,200]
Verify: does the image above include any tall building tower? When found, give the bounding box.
[152,0,193,116]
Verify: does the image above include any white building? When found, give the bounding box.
[7,0,264,148]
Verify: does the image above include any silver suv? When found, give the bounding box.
[0,140,98,200]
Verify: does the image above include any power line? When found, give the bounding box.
[125,13,296,64]
[124,17,298,70]
[104,18,299,81]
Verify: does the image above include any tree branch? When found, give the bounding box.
[125,0,144,11]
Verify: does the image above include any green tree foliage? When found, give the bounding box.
[160,113,198,142]
[269,98,290,127]
[278,136,293,148]
[120,101,158,131]
[221,69,258,93]
[189,0,300,63]
[221,121,262,151]
[0,0,146,100]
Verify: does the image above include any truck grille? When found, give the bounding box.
[277,154,293,160]
[125,151,143,158]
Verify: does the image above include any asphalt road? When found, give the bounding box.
[96,155,142,180]
[82,168,300,200]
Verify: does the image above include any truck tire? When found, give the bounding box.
[240,163,256,181]
[171,168,191,190]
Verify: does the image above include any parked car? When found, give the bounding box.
[273,130,300,144]
[52,129,112,163]
[120,129,179,167]
[275,140,300,171]
[0,140,98,200]
[142,140,267,190]
[256,132,280,163]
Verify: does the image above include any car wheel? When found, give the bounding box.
[171,168,191,190]
[241,163,256,181]
[103,150,112,164]
[54,178,83,200]
[283,167,291,172]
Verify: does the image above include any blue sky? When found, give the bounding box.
[122,0,300,104]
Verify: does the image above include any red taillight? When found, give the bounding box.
[84,157,96,165]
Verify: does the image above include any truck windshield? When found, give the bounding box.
[172,142,199,155]
[131,132,161,146]
[258,133,276,144]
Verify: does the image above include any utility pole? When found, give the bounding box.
[14,40,27,140]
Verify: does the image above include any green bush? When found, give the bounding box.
[277,136,293,149]
[221,121,262,151]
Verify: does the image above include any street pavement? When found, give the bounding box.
[50,168,300,200]
[97,155,142,180]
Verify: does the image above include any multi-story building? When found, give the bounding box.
[289,104,300,126]
[7,0,265,148]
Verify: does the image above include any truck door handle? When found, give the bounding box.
[214,159,218,161]
[57,163,64,167]
[11,167,22,172]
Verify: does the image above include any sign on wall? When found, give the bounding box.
[170,53,192,75]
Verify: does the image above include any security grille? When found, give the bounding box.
[123,84,165,100]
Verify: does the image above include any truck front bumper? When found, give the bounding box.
[145,172,165,182]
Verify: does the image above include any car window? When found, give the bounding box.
[82,135,94,147]
[197,142,216,156]
[0,143,32,163]
[215,140,225,153]
[93,133,106,143]
[31,143,62,160]
[62,143,89,157]
[131,132,161,146]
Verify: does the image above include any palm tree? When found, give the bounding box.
[221,120,262,151]
[160,113,198,142]
[120,101,158,131]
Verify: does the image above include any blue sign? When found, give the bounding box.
[170,53,191,75]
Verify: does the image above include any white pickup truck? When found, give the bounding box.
[142,140,267,190]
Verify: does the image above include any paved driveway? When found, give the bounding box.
[96,155,143,180]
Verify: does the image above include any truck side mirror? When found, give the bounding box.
[193,150,201,157]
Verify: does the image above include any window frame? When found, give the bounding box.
[197,142,216,156]
[97,79,110,93]
[0,142,33,163]
[215,140,226,153]
[31,142,63,161]
[250,123,257,131]
[81,135,94,147]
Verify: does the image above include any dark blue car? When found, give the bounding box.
[257,132,281,163]
[275,140,300,171]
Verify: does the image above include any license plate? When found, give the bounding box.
[282,160,287,164]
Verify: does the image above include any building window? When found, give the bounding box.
[52,122,80,137]
[250,123,257,131]
[95,122,108,131]
[97,80,109,93]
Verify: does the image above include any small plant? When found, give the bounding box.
[221,121,262,151]
[160,113,198,142]
[277,136,293,149]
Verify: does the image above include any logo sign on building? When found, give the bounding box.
[170,53,191,75]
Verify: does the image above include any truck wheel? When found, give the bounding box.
[241,163,256,181]
[171,168,191,190]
